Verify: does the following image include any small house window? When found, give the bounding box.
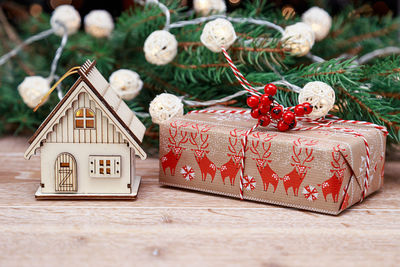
[75,108,95,129]
[89,156,121,178]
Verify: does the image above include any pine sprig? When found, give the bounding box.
[0,0,399,145]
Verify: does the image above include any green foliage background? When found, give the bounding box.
[0,0,399,147]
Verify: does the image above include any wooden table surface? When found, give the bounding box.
[0,136,399,267]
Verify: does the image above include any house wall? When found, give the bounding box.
[46,90,126,144]
[40,143,132,194]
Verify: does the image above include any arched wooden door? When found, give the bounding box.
[55,153,77,192]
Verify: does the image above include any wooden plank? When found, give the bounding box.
[108,123,114,144]
[67,108,73,143]
[72,100,79,143]
[96,108,102,144]
[0,136,399,266]
[103,116,108,143]
[56,119,62,143]
[90,100,97,143]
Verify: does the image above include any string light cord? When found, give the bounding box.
[48,23,68,83]
[182,80,301,107]
[167,14,284,34]
[358,46,400,64]
[134,0,170,30]
[0,28,55,66]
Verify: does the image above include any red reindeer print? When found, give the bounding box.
[250,132,279,192]
[189,124,217,182]
[161,121,189,175]
[220,129,248,186]
[318,144,348,202]
[282,138,317,196]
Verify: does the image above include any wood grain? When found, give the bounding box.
[0,136,399,266]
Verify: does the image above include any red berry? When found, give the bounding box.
[277,120,290,132]
[259,115,271,127]
[260,94,272,106]
[259,104,269,115]
[270,106,283,120]
[294,104,305,116]
[264,83,277,96]
[282,111,295,124]
[247,96,259,108]
[303,102,313,114]
[289,118,297,129]
[251,108,260,119]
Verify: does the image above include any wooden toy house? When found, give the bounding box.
[24,60,147,199]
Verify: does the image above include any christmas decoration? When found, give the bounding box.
[144,30,178,65]
[24,60,147,199]
[149,93,184,123]
[180,165,195,181]
[303,185,319,201]
[243,175,256,191]
[109,69,143,100]
[84,10,114,38]
[50,5,81,36]
[200,18,237,52]
[302,7,332,41]
[281,22,315,56]
[159,109,387,215]
[18,76,50,108]
[193,0,226,15]
[0,0,399,146]
[298,81,335,119]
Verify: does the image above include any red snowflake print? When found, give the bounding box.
[243,175,256,191]
[302,185,319,201]
[180,165,195,181]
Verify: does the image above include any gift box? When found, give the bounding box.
[159,108,386,215]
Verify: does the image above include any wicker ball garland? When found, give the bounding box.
[200,18,237,53]
[50,5,81,36]
[149,93,184,124]
[18,76,50,108]
[144,30,178,65]
[84,10,114,38]
[302,7,332,41]
[281,22,315,56]
[193,0,226,15]
[298,81,335,119]
[109,69,143,101]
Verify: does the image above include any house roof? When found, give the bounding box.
[24,60,147,160]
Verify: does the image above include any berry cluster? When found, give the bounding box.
[247,84,313,131]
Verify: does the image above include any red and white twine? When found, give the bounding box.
[221,46,261,97]
[238,122,259,199]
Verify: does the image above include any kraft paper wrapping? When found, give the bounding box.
[159,108,386,215]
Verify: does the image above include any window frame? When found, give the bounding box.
[89,156,121,178]
[74,108,95,129]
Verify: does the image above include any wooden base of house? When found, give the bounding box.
[35,176,141,200]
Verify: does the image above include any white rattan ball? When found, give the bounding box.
[149,93,184,124]
[109,69,143,101]
[298,81,335,119]
[50,5,81,36]
[18,76,50,108]
[281,22,315,56]
[193,0,226,15]
[144,30,178,65]
[84,10,114,38]
[302,7,332,41]
[200,18,236,53]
